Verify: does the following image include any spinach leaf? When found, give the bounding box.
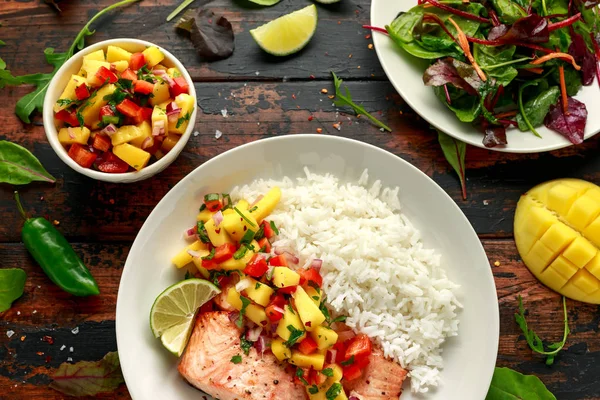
[474,44,519,87]
[0,141,55,184]
[176,9,234,60]
[388,9,424,43]
[437,130,467,199]
[491,0,527,24]
[532,0,568,15]
[485,367,557,400]
[550,67,582,96]
[516,86,560,132]
[0,268,26,312]
[434,86,481,122]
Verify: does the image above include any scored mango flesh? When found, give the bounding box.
[515,179,600,304]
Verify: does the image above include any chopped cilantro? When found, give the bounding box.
[312,296,320,301]
[234,207,257,228]
[222,193,232,210]
[184,270,193,280]
[296,368,309,386]
[230,355,242,364]
[248,205,258,213]
[240,334,253,355]
[199,203,207,212]
[56,98,79,107]
[341,355,355,366]
[254,224,265,241]
[196,221,211,243]
[284,325,304,347]
[176,111,191,128]
[204,193,220,202]
[237,296,251,328]
[321,368,334,377]
[270,221,279,235]
[308,281,321,294]
[255,282,261,290]
[201,247,215,260]
[308,385,319,395]
[319,298,331,323]
[331,315,347,324]
[233,245,249,260]
[240,229,255,245]
[259,245,267,253]
[325,383,342,400]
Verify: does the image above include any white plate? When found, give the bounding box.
[370,0,600,153]
[116,135,499,400]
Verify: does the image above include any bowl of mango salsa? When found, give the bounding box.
[43,38,197,183]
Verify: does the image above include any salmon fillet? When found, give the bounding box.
[178,311,307,400]
[343,350,408,400]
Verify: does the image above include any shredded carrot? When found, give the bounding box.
[422,3,434,7]
[494,110,518,119]
[531,52,581,70]
[447,17,487,81]
[523,68,544,74]
[558,65,569,115]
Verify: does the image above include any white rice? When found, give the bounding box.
[231,168,462,394]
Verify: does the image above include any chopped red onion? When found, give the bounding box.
[283,251,299,264]
[167,101,181,116]
[228,311,240,323]
[154,69,175,86]
[101,123,117,136]
[326,348,337,363]
[67,127,76,139]
[235,278,251,292]
[184,227,196,240]
[246,326,263,342]
[141,136,154,150]
[349,397,359,400]
[255,335,267,354]
[311,259,323,272]
[272,305,285,314]
[249,194,264,208]
[187,249,201,258]
[212,210,224,227]
[337,330,355,343]
[152,120,165,136]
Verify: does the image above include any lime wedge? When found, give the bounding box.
[250,4,318,56]
[150,279,220,356]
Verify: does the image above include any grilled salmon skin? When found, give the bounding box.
[178,311,306,400]
[343,350,408,400]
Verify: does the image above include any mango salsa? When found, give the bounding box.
[112,143,151,171]
[58,127,90,146]
[54,75,87,112]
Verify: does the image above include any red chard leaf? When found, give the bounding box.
[482,124,508,148]
[437,130,468,200]
[50,352,125,396]
[544,97,587,144]
[568,29,596,85]
[176,9,234,60]
[488,14,549,44]
[423,58,484,96]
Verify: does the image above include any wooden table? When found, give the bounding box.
[1,1,599,399]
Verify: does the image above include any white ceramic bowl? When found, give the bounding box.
[116,135,499,400]
[370,0,600,153]
[43,38,197,183]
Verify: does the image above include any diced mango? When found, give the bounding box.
[276,306,305,342]
[191,259,210,278]
[222,208,259,242]
[110,60,129,72]
[82,59,112,87]
[83,49,105,62]
[197,209,214,223]
[168,93,195,134]
[289,351,325,370]
[57,127,90,146]
[151,105,169,136]
[111,125,144,146]
[153,64,167,71]
[325,364,343,383]
[112,143,151,171]
[293,286,325,331]
[161,134,180,153]
[150,81,171,106]
[245,304,267,327]
[204,218,234,247]
[218,249,254,271]
[310,326,338,350]
[271,339,291,361]
[167,67,182,78]
[142,46,165,68]
[171,240,207,268]
[250,187,282,222]
[106,45,132,62]
[305,286,322,307]
[273,267,300,289]
[244,278,274,306]
[226,287,243,309]
[77,84,116,127]
[515,179,600,304]
[236,199,250,211]
[54,75,87,112]
[129,121,152,148]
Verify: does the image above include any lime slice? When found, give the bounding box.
[150,279,220,356]
[250,4,318,56]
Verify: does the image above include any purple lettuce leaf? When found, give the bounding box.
[544,97,587,144]
[423,58,484,96]
[481,122,508,148]
[568,29,596,85]
[488,14,549,44]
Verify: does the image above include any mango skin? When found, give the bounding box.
[514,179,600,304]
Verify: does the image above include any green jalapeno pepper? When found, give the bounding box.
[15,192,99,296]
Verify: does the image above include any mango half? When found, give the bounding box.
[515,179,600,303]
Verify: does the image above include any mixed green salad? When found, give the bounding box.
[382,0,600,147]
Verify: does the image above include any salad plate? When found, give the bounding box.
[370,0,600,153]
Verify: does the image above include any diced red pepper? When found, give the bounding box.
[202,258,219,269]
[268,255,288,267]
[116,99,142,118]
[97,152,129,173]
[55,109,80,127]
[217,275,231,289]
[262,220,275,239]
[204,199,222,212]
[308,368,327,386]
[130,52,146,71]
[257,237,271,253]
[99,105,115,119]
[342,364,362,381]
[344,334,372,361]
[170,76,190,97]
[243,254,269,278]
[213,243,236,264]
[298,337,318,355]
[95,66,118,85]
[293,367,311,385]
[265,294,285,322]
[134,80,155,95]
[199,300,215,314]
[139,106,153,121]
[68,143,97,168]
[120,68,138,81]
[299,267,323,287]
[75,83,90,100]
[92,134,111,152]
[277,285,297,295]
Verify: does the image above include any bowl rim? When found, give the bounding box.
[115,134,500,400]
[42,38,198,183]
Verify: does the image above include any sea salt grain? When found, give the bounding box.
[60,345,66,351]
[6,330,14,338]
[221,108,228,118]
[215,130,223,139]
[71,327,79,335]
[67,357,73,362]
[69,347,74,353]
[193,131,200,137]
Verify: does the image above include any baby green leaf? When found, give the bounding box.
[331,72,391,132]
[485,367,557,400]
[0,268,26,312]
[0,141,55,184]
[437,131,467,200]
[516,86,560,135]
[514,295,570,365]
[50,352,125,396]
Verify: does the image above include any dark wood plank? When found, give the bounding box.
[1,240,599,399]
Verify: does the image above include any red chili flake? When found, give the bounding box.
[42,335,54,345]
[368,44,374,50]
[53,220,60,226]
[337,21,341,24]
[305,321,312,327]
[316,128,323,134]
[45,355,52,363]
[40,196,44,201]
[243,226,247,231]
[291,94,296,100]
[20,336,26,342]
[109,199,115,205]
[308,116,313,121]
[365,34,371,39]
[36,351,44,356]
[215,229,221,234]
[348,54,353,58]
[309,75,315,79]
